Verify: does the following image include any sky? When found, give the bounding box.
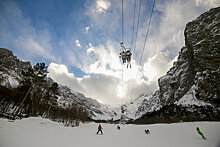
[0,0,219,106]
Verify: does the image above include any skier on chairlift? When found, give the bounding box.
[126,50,132,68]
[120,51,127,63]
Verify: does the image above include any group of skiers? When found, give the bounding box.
[96,124,206,140]
[119,50,132,68]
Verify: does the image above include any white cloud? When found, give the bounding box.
[143,53,177,82]
[87,43,96,54]
[48,63,85,92]
[85,26,90,33]
[84,0,121,35]
[48,61,157,105]
[0,1,55,61]
[196,0,220,9]
[96,0,111,13]
[75,40,82,48]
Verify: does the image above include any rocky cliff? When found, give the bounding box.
[0,48,31,88]
[134,6,220,124]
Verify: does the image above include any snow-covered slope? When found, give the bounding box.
[0,117,220,147]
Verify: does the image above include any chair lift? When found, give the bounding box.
[119,42,132,68]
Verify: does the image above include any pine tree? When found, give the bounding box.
[12,63,48,119]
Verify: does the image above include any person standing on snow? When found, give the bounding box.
[145,129,150,134]
[117,125,120,130]
[97,124,103,134]
[196,127,206,140]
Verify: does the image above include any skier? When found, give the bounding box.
[145,129,150,134]
[97,124,103,135]
[120,51,127,63]
[126,50,132,68]
[196,127,206,140]
[117,125,120,130]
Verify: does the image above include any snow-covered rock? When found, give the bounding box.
[0,48,31,88]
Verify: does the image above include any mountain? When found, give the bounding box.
[0,47,160,122]
[133,6,220,124]
[0,48,92,124]
[0,48,124,122]
[1,7,220,124]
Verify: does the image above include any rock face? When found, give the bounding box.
[185,7,220,104]
[158,46,195,105]
[159,6,220,106]
[0,48,31,88]
[134,7,220,124]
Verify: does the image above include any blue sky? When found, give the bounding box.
[0,0,219,105]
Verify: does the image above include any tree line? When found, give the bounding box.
[0,63,90,126]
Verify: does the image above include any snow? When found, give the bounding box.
[8,76,19,88]
[1,117,220,147]
[175,85,212,106]
[0,73,19,88]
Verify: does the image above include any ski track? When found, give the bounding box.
[0,117,220,147]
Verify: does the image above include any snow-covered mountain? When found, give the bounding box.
[1,7,220,124]
[0,48,158,121]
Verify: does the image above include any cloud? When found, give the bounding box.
[48,61,157,105]
[196,0,220,9]
[84,0,121,37]
[48,62,121,105]
[75,40,82,48]
[85,26,90,33]
[0,0,55,61]
[87,43,96,53]
[96,0,111,13]
[48,63,85,92]
[143,53,177,82]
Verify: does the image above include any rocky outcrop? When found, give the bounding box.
[158,46,196,105]
[184,7,220,104]
[134,7,220,124]
[0,48,31,88]
[159,6,220,106]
